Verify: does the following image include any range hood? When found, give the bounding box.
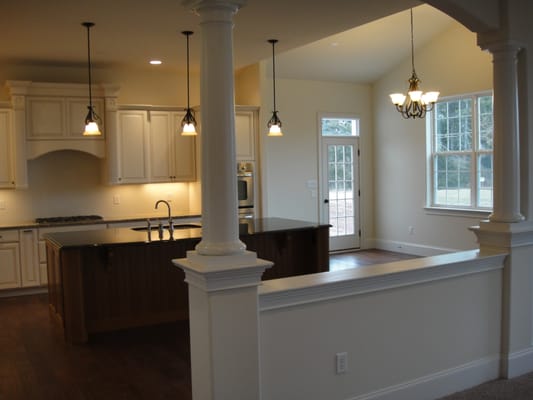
[6,80,120,161]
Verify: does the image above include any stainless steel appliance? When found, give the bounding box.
[237,163,254,218]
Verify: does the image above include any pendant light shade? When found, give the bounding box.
[267,39,283,137]
[389,9,439,119]
[181,30,197,136]
[82,22,102,136]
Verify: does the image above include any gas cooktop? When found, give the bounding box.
[35,215,104,224]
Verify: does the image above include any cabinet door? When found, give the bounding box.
[19,229,40,287]
[172,112,197,181]
[149,111,173,182]
[235,110,256,161]
[26,97,65,139]
[117,110,149,183]
[0,110,14,188]
[0,243,20,289]
[66,98,105,138]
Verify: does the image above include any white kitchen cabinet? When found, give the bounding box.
[0,230,21,289]
[26,96,105,139]
[171,112,197,181]
[0,109,15,188]
[116,110,150,183]
[235,106,259,161]
[112,109,196,184]
[19,229,40,287]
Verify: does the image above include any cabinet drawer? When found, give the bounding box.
[0,230,18,243]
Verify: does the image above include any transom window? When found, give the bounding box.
[427,92,493,210]
[321,117,359,137]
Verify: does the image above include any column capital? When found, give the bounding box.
[183,0,246,17]
[471,221,533,250]
[478,36,523,54]
[174,250,273,291]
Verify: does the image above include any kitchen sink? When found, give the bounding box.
[131,223,201,232]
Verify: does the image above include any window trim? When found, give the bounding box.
[426,90,493,214]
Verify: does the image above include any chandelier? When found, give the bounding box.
[389,9,439,119]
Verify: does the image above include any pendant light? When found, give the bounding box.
[267,39,283,136]
[181,30,197,136]
[82,22,102,136]
[389,9,439,119]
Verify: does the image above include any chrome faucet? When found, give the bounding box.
[155,199,174,239]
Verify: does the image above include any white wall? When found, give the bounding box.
[259,253,503,400]
[260,66,374,242]
[372,22,493,252]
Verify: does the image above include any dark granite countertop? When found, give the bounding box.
[0,214,201,230]
[44,218,328,249]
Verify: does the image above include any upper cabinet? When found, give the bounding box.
[235,106,259,161]
[5,81,120,188]
[108,108,196,184]
[26,96,105,140]
[0,109,15,188]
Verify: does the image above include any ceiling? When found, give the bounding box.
[1,0,455,84]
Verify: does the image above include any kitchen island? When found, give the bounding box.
[45,218,329,343]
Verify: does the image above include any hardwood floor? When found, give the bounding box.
[0,294,192,400]
[329,249,419,271]
[0,249,415,400]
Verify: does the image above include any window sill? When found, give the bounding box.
[424,206,491,219]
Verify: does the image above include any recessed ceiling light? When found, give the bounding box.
[331,42,339,47]
[150,60,162,65]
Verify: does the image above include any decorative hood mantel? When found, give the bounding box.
[6,80,120,160]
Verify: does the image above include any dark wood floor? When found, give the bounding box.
[0,249,415,400]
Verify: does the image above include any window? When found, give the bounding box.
[428,93,493,210]
[321,117,359,137]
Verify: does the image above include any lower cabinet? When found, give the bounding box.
[19,229,40,287]
[0,228,40,289]
[0,230,20,289]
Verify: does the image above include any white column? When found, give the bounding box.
[177,252,272,400]
[186,0,247,255]
[175,1,274,398]
[487,41,524,223]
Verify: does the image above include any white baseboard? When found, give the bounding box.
[505,347,533,378]
[349,355,500,400]
[372,238,458,257]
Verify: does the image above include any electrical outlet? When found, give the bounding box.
[408,226,415,235]
[113,195,121,205]
[336,352,348,374]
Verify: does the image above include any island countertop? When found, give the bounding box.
[43,218,328,248]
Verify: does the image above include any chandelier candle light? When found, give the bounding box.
[267,39,283,136]
[389,8,439,119]
[82,22,102,136]
[181,30,197,136]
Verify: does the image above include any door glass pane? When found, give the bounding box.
[328,144,355,237]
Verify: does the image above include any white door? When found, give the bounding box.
[319,115,360,251]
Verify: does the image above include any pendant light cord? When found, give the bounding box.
[270,39,278,112]
[186,32,191,109]
[410,8,415,74]
[84,22,94,110]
